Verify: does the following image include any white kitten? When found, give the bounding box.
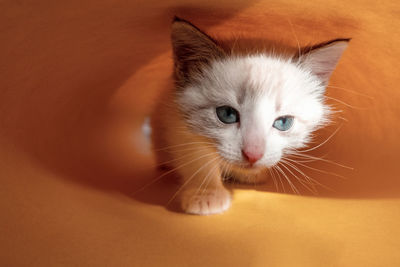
[151,17,349,215]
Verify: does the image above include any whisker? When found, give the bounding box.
[161,145,216,153]
[286,157,320,163]
[153,141,215,152]
[286,17,301,58]
[281,159,316,185]
[272,165,286,193]
[325,96,367,110]
[279,161,317,194]
[289,152,354,170]
[281,159,317,187]
[275,164,300,194]
[166,156,221,205]
[326,85,374,99]
[201,160,228,195]
[195,158,222,196]
[284,158,346,179]
[268,168,279,192]
[298,124,343,153]
[132,151,219,195]
[155,146,216,167]
[224,161,234,190]
[281,158,335,192]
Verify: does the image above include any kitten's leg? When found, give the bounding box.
[174,147,231,215]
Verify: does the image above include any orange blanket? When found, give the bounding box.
[1,0,399,265]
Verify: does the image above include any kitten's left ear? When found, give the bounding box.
[296,38,350,85]
[171,17,226,86]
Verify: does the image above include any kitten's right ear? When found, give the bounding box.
[171,17,226,86]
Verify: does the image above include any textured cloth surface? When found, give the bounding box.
[1,0,399,266]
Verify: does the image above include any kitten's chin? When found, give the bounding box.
[241,163,264,171]
[227,163,269,184]
[221,158,267,173]
[233,162,266,175]
[219,157,270,176]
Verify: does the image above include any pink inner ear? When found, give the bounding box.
[314,69,333,83]
[302,41,349,84]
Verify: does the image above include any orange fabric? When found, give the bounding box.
[1,0,399,266]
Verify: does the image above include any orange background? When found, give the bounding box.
[1,0,399,266]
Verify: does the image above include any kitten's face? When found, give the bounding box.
[178,55,328,169]
[171,18,348,171]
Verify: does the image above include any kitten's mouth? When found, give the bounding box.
[220,157,263,172]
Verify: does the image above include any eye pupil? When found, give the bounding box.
[273,116,294,131]
[216,106,239,124]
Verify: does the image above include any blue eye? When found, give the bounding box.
[216,106,239,124]
[273,116,294,131]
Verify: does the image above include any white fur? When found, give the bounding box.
[177,54,330,168]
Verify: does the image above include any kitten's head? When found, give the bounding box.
[171,17,349,170]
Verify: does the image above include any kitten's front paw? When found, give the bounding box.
[181,188,231,215]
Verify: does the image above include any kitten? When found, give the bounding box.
[151,17,349,215]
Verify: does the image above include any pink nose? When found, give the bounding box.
[242,148,264,164]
